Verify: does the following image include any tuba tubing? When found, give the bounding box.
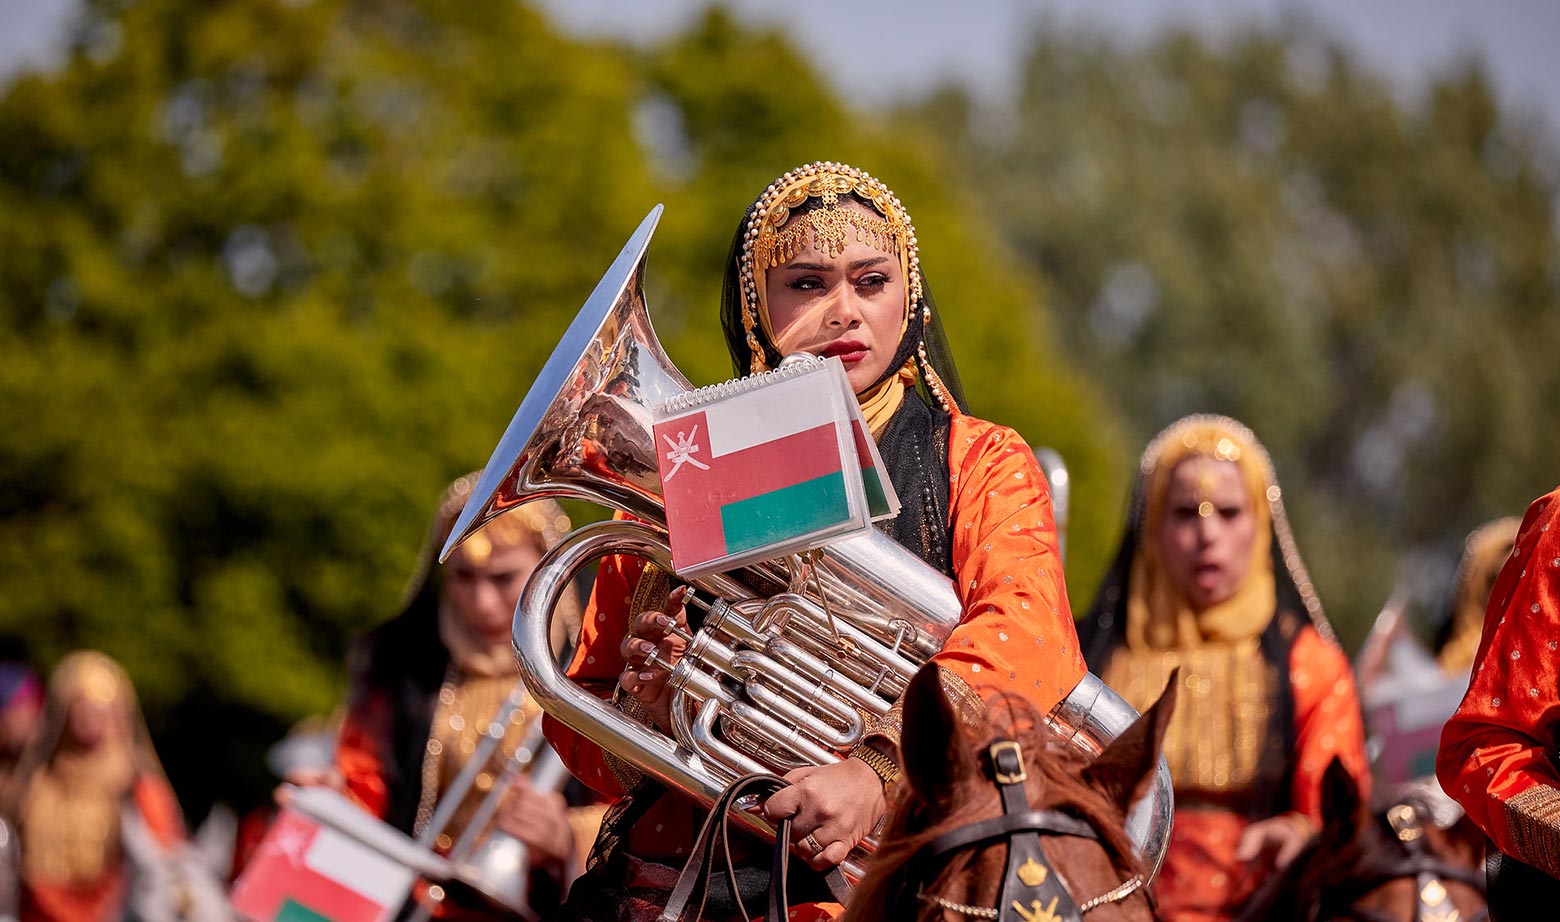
[446,205,1172,882]
[512,521,816,862]
[516,521,1174,883]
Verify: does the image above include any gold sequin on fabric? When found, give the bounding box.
[413,665,540,848]
[1503,783,1560,879]
[1103,638,1274,795]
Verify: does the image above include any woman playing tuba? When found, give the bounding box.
[546,161,1085,921]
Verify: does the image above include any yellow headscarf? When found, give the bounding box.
[1437,516,1521,673]
[1125,417,1278,650]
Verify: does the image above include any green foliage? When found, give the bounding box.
[911,29,1560,646]
[0,1,1124,811]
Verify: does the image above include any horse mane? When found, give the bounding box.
[845,691,1142,921]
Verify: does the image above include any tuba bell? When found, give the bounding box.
[440,206,1174,881]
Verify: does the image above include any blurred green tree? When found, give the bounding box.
[913,27,1560,648]
[0,1,1123,813]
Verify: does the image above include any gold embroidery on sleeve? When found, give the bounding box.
[1504,784,1560,879]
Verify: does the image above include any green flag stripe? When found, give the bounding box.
[720,473,851,555]
[276,900,331,922]
[862,466,888,516]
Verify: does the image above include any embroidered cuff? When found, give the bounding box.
[1504,784,1560,880]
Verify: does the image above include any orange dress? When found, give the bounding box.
[1436,485,1560,881]
[546,413,1085,920]
[19,777,184,922]
[1148,627,1370,922]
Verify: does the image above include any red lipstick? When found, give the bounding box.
[819,339,868,363]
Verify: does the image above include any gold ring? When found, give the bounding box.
[802,833,824,854]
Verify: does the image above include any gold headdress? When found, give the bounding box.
[399,472,574,607]
[737,161,954,413]
[1126,414,1333,647]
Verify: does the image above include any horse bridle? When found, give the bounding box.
[1324,800,1487,922]
[911,740,1144,922]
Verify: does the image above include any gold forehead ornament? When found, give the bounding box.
[738,162,923,361]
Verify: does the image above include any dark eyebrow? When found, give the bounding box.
[776,257,890,272]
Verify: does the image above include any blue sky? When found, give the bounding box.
[4,0,1557,145]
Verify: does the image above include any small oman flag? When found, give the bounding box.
[654,361,873,577]
[231,804,417,922]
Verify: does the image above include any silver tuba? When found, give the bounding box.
[440,206,1173,880]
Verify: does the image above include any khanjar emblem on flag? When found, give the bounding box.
[652,356,895,578]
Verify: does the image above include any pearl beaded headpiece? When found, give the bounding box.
[737,161,952,411]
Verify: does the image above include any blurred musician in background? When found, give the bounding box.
[0,651,213,922]
[547,161,1082,922]
[0,659,42,790]
[1078,415,1369,922]
[334,473,602,918]
[1438,485,1560,917]
[1433,516,1522,675]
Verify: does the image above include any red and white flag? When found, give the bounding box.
[654,358,875,577]
[232,799,419,922]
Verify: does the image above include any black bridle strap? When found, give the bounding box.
[1325,854,1486,905]
[1326,803,1488,922]
[917,809,1099,862]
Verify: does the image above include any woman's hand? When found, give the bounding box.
[616,586,690,732]
[761,758,887,870]
[1235,812,1314,871]
[495,775,574,870]
[272,766,344,806]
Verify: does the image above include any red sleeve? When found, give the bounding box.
[940,416,1086,713]
[336,690,392,820]
[543,517,647,798]
[1437,487,1560,877]
[132,776,187,848]
[1287,626,1371,821]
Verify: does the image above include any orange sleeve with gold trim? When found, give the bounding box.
[939,415,1084,713]
[1437,486,1560,878]
[544,527,647,798]
[1287,626,1370,821]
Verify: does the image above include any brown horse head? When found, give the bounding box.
[1236,757,1487,922]
[844,665,1177,922]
